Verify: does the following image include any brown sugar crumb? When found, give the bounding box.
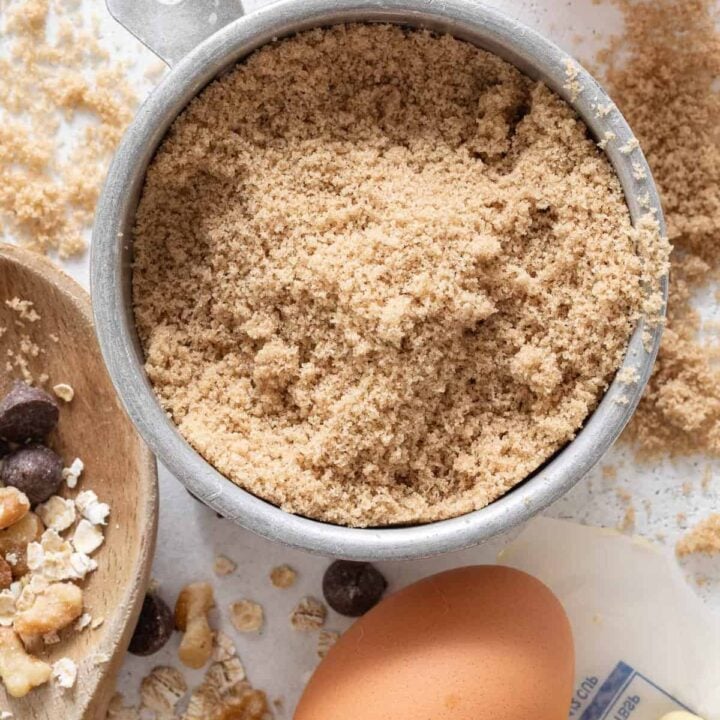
[5,299,40,324]
[269,565,297,590]
[133,24,659,527]
[600,0,720,458]
[1,298,48,386]
[676,514,720,557]
[290,597,327,632]
[0,0,137,257]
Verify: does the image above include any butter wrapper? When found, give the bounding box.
[501,518,720,720]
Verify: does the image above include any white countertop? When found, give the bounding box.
[24,0,720,714]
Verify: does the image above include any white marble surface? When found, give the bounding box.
[11,0,720,714]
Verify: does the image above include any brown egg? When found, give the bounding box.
[294,565,574,720]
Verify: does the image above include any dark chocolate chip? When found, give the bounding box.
[0,439,9,459]
[1,446,63,506]
[0,381,59,443]
[129,592,174,656]
[322,560,387,617]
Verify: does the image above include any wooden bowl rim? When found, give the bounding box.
[0,242,158,719]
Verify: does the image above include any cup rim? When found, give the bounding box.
[91,0,667,560]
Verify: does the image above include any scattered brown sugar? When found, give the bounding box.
[676,514,720,557]
[0,0,137,257]
[599,0,720,457]
[133,25,659,526]
[2,297,47,385]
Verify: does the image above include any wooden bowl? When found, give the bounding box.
[0,244,157,719]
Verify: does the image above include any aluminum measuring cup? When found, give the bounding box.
[92,0,667,560]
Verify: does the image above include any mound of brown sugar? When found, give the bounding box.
[133,25,651,527]
[601,0,720,456]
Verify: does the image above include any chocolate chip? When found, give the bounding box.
[0,381,59,443]
[129,592,175,656]
[0,440,9,459]
[0,446,63,506]
[322,560,387,617]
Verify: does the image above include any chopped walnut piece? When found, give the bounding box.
[0,489,30,531]
[175,582,215,669]
[290,597,327,632]
[229,600,263,633]
[0,512,44,580]
[269,564,296,589]
[0,512,43,580]
[14,581,83,637]
[0,628,51,697]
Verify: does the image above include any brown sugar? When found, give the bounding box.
[132,25,658,527]
[0,0,137,257]
[600,0,720,456]
[676,514,720,557]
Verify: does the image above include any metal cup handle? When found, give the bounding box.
[106,0,245,67]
